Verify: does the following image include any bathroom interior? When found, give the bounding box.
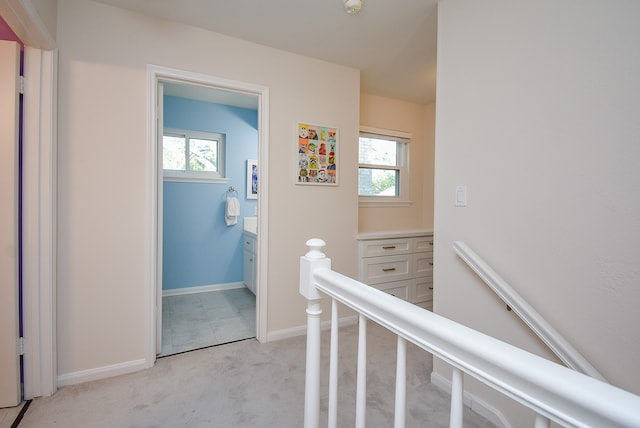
[160,82,259,357]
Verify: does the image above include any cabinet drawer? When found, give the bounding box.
[243,234,255,253]
[360,239,412,257]
[361,255,412,284]
[376,280,411,301]
[413,236,434,253]
[414,277,433,303]
[414,253,434,278]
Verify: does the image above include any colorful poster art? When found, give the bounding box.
[297,123,338,185]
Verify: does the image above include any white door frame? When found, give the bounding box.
[146,65,269,366]
[1,0,58,400]
[21,47,58,399]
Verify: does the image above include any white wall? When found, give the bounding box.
[56,0,359,378]
[435,0,640,424]
[30,0,57,40]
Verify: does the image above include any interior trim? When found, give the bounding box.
[22,46,58,399]
[147,64,270,367]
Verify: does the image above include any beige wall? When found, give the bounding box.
[55,0,359,377]
[358,93,435,232]
[435,0,640,424]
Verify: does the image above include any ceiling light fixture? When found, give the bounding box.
[344,0,364,15]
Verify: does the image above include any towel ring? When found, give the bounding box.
[227,186,238,197]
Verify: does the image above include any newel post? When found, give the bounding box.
[300,238,331,428]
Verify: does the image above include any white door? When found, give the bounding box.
[0,40,22,408]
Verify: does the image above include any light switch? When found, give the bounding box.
[455,185,467,207]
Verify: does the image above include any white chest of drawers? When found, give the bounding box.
[357,230,433,308]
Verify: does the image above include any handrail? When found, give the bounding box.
[300,239,640,428]
[453,241,606,382]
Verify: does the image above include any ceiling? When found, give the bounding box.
[92,0,439,106]
[163,81,260,110]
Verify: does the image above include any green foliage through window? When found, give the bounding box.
[163,129,225,179]
[358,135,406,197]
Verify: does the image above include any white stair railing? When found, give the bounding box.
[300,238,640,428]
[453,241,606,382]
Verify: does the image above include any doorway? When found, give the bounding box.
[160,82,257,356]
[147,66,269,364]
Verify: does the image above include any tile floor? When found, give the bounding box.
[159,287,256,357]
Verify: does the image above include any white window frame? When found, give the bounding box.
[358,126,411,207]
[162,128,228,183]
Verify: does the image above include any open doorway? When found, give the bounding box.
[147,66,269,363]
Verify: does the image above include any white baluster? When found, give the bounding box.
[328,298,339,428]
[450,367,464,428]
[356,314,367,428]
[300,239,331,428]
[303,299,321,428]
[534,414,550,428]
[394,336,407,428]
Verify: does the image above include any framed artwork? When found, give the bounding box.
[296,122,338,186]
[247,159,258,199]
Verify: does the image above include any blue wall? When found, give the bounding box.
[163,96,258,290]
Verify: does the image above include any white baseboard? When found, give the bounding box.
[430,371,510,428]
[266,315,358,342]
[162,282,245,297]
[58,358,147,388]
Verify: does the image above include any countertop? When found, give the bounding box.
[243,216,257,237]
[356,229,433,241]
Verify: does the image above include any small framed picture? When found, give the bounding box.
[296,122,338,186]
[247,159,258,199]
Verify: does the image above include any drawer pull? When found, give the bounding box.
[382,267,396,272]
[429,262,434,266]
[382,245,396,249]
[429,286,434,290]
[429,242,434,246]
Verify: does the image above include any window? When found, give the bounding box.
[358,126,410,205]
[163,128,226,182]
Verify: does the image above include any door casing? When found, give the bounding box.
[146,65,270,366]
[21,46,58,399]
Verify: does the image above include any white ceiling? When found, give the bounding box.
[91,0,439,106]
[163,81,260,110]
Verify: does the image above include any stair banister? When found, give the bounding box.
[453,241,606,382]
[300,238,640,428]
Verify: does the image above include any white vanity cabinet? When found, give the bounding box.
[357,231,433,309]
[243,232,257,295]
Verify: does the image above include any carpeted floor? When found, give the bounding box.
[16,322,496,427]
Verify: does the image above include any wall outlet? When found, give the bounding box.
[455,185,467,207]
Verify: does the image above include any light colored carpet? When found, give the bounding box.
[18,322,496,427]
